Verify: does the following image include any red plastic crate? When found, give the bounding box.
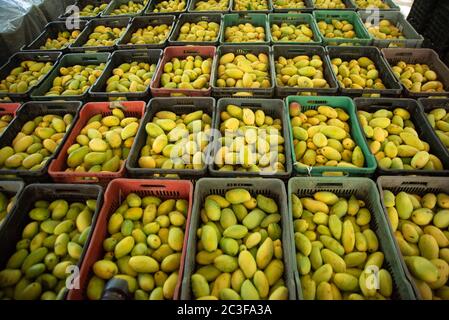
[67,179,194,300]
[150,46,216,97]
[48,101,146,184]
[0,103,20,116]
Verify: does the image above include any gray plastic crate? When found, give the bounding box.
[69,17,131,52]
[211,45,275,98]
[180,177,296,300]
[272,0,314,13]
[89,49,162,100]
[188,0,231,13]
[376,175,449,300]
[289,177,416,300]
[101,0,148,17]
[145,0,189,15]
[116,15,175,49]
[126,97,215,179]
[269,13,322,45]
[312,0,356,10]
[58,0,112,20]
[230,0,273,13]
[358,11,423,48]
[0,180,25,232]
[0,51,61,102]
[327,45,403,97]
[209,98,292,179]
[220,13,270,45]
[382,48,449,98]
[355,97,449,176]
[273,45,338,97]
[353,0,399,11]
[169,13,222,46]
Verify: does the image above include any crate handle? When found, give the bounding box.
[238,14,251,19]
[46,105,65,110]
[315,183,344,188]
[140,184,167,188]
[400,181,428,187]
[36,55,52,60]
[54,188,82,193]
[306,99,329,105]
[226,182,254,187]
[183,50,200,55]
[241,103,262,108]
[81,57,100,62]
[392,52,414,57]
[130,53,149,59]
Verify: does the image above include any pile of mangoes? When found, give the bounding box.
[44,63,105,97]
[176,21,220,42]
[138,109,212,175]
[364,20,405,41]
[271,22,314,42]
[0,114,14,135]
[292,191,394,300]
[83,25,126,47]
[224,23,266,43]
[275,55,330,90]
[331,57,386,90]
[425,107,449,150]
[314,0,348,9]
[0,191,17,224]
[192,0,229,11]
[382,189,449,300]
[87,193,188,300]
[358,107,444,170]
[151,0,187,13]
[233,0,268,10]
[40,30,81,50]
[273,0,307,9]
[214,104,286,173]
[0,112,74,171]
[355,0,390,9]
[78,3,109,17]
[159,55,212,90]
[127,24,172,45]
[64,107,140,174]
[290,101,365,170]
[0,197,97,300]
[107,1,147,15]
[190,188,289,300]
[105,62,156,93]
[216,52,271,90]
[317,19,357,40]
[0,61,54,94]
[390,61,445,94]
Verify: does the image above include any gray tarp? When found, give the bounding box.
[0,0,75,65]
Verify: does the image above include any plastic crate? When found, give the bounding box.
[289,176,416,300]
[58,0,112,20]
[353,0,399,11]
[220,13,270,45]
[21,21,88,52]
[0,51,61,102]
[180,177,297,300]
[382,48,449,98]
[145,0,189,15]
[68,178,192,300]
[272,0,314,13]
[272,45,338,97]
[126,97,214,179]
[286,95,377,176]
[211,45,275,98]
[406,0,437,34]
[358,11,423,48]
[0,101,81,182]
[354,97,449,176]
[268,13,322,45]
[230,0,273,13]
[0,180,24,231]
[69,17,131,52]
[48,101,146,185]
[168,13,222,46]
[116,15,176,50]
[313,10,372,46]
[376,175,449,300]
[89,49,162,100]
[327,46,402,97]
[188,0,231,13]
[30,52,110,101]
[209,98,292,179]
[0,183,103,300]
[101,0,149,17]
[312,0,356,10]
[150,46,215,97]
[417,98,449,165]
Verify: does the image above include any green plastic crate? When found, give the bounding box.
[289,176,416,300]
[269,13,322,45]
[230,0,273,13]
[286,95,377,176]
[313,10,372,46]
[220,13,270,45]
